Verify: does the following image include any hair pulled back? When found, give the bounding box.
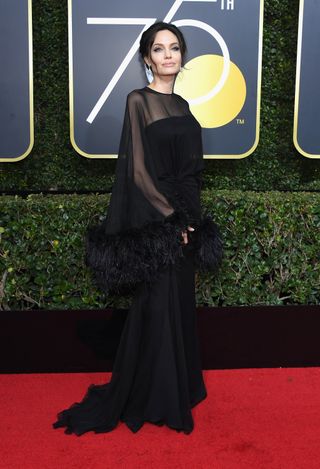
[139,22,187,65]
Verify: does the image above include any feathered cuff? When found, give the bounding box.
[85,210,187,295]
[193,213,223,272]
[85,210,223,296]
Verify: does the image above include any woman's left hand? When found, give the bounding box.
[181,226,195,244]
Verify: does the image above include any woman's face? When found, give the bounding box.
[146,29,182,78]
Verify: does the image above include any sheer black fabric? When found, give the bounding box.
[53,86,222,436]
[53,247,206,435]
[85,87,223,295]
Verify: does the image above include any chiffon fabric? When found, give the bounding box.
[52,86,222,435]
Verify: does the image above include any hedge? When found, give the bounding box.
[0,0,320,192]
[0,191,319,310]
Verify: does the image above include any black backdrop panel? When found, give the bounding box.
[69,0,263,159]
[0,0,33,161]
[294,0,320,158]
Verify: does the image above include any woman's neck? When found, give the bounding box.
[147,77,175,94]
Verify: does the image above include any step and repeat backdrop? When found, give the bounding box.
[0,0,319,161]
[0,0,33,162]
[294,0,320,159]
[69,0,263,159]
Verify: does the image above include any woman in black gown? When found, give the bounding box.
[53,22,222,436]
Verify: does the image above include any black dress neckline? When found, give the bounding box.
[144,86,174,96]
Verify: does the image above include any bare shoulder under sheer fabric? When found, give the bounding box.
[52,86,223,435]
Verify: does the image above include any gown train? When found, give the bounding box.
[53,245,207,435]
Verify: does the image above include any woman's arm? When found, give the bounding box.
[127,92,175,217]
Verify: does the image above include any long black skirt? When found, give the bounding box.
[52,245,207,435]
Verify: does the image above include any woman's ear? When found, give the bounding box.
[144,54,152,68]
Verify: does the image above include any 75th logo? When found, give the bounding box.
[69,0,263,158]
[85,0,237,126]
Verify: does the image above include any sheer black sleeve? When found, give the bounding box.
[84,92,191,295]
[127,92,175,218]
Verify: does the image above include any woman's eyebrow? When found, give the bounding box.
[152,42,179,46]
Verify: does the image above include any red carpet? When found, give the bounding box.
[1,368,320,469]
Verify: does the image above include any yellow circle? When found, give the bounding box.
[174,54,246,128]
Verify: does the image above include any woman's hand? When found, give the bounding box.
[181,226,195,244]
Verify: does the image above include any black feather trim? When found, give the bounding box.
[193,214,223,272]
[85,210,188,295]
[85,210,223,295]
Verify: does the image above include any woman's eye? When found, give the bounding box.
[153,46,180,52]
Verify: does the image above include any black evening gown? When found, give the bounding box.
[52,86,222,435]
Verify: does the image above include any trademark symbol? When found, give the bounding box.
[236,118,245,125]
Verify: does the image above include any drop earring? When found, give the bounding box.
[145,63,154,83]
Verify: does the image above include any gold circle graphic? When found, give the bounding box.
[174,54,246,128]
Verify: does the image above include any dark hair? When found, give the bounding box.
[139,22,187,66]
